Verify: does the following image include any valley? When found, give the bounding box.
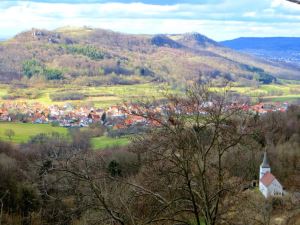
[1,0,300,224]
[1,27,300,154]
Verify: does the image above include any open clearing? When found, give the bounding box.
[212,83,300,103]
[0,122,68,143]
[0,83,168,108]
[0,122,131,149]
[91,136,130,150]
[1,83,300,108]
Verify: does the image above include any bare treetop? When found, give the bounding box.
[287,0,300,4]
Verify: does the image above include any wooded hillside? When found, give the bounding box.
[0,27,299,86]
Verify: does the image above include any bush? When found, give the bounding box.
[2,94,19,100]
[44,68,64,80]
[2,89,41,100]
[108,126,148,138]
[73,76,107,86]
[50,92,85,101]
[22,59,64,80]
[65,44,105,60]
[257,73,277,84]
[271,197,284,209]
[51,121,60,127]
[72,74,141,86]
[22,60,44,78]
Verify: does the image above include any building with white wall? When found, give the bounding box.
[259,152,283,198]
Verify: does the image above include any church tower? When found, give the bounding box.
[259,151,283,198]
[259,151,271,180]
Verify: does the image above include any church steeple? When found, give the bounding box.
[261,151,270,168]
[259,151,271,180]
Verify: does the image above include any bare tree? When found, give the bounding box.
[125,84,256,225]
[38,83,257,225]
[235,191,273,225]
[286,0,300,4]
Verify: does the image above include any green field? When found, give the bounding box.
[0,122,68,143]
[91,136,130,150]
[0,122,131,149]
[0,83,168,108]
[212,83,300,103]
[1,83,300,108]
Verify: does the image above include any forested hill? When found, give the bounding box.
[0,27,299,85]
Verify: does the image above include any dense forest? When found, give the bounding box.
[0,85,299,225]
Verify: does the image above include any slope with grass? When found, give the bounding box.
[0,83,168,108]
[0,122,68,143]
[0,122,130,150]
[226,83,300,102]
[91,136,130,150]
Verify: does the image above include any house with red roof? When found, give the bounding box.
[259,152,283,198]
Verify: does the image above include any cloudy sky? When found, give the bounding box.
[0,0,300,41]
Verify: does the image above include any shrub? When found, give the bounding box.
[271,197,284,209]
[65,45,105,60]
[257,73,277,84]
[22,59,44,78]
[2,94,19,100]
[51,121,60,127]
[50,92,85,101]
[2,89,41,100]
[22,59,64,80]
[43,68,64,80]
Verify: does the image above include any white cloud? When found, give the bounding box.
[243,12,257,18]
[1,0,300,40]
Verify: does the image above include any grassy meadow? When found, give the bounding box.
[0,122,131,150]
[0,83,168,108]
[212,83,300,103]
[1,83,300,108]
[0,122,68,143]
[91,136,130,150]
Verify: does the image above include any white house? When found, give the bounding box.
[259,152,283,198]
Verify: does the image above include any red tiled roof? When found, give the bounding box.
[260,172,275,187]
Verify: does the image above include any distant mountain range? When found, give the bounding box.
[0,28,299,85]
[220,37,300,67]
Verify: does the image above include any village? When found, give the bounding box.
[0,101,290,129]
[0,101,161,129]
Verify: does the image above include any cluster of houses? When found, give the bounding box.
[0,102,160,129]
[0,101,290,130]
[0,102,104,127]
[249,102,289,114]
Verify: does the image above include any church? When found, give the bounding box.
[259,152,283,198]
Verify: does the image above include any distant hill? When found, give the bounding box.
[0,27,299,85]
[220,37,300,66]
[220,37,300,51]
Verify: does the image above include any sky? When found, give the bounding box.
[1,0,300,41]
